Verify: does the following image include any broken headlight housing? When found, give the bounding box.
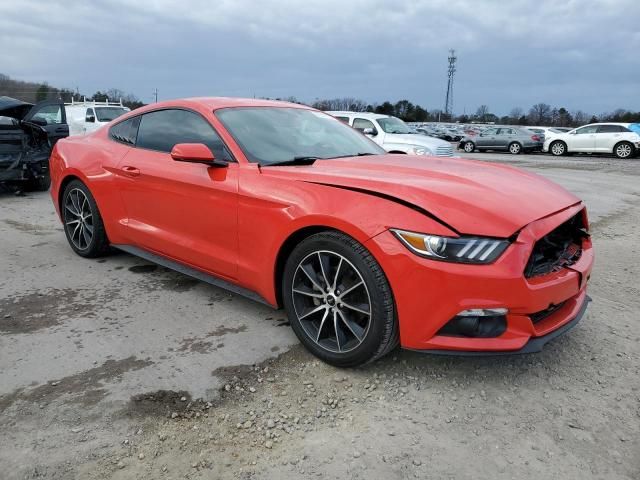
[391,229,510,264]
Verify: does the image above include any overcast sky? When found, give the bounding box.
[1,0,638,115]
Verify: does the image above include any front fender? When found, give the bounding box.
[237,169,457,305]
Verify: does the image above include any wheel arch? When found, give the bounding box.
[613,140,634,157]
[58,174,84,215]
[273,225,347,308]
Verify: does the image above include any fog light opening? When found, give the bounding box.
[438,308,508,338]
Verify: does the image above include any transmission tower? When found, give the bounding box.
[444,49,457,120]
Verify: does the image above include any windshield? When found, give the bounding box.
[376,117,412,134]
[215,107,384,165]
[94,107,128,122]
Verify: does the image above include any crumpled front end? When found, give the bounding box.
[0,117,51,189]
[365,203,594,354]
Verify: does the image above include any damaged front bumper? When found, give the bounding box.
[0,151,50,186]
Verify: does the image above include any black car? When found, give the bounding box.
[0,96,69,193]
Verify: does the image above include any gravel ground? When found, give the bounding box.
[1,152,639,479]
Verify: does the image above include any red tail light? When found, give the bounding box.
[531,135,541,141]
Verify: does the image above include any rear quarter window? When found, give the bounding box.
[109,116,141,145]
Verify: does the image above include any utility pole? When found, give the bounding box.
[444,49,457,121]
[153,88,158,103]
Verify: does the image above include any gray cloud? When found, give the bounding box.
[1,0,638,114]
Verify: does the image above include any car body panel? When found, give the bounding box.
[50,97,593,354]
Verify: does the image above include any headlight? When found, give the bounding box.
[411,146,432,155]
[391,229,510,264]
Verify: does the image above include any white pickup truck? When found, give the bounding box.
[64,99,130,136]
[327,111,454,157]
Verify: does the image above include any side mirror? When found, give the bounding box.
[569,131,576,135]
[86,115,96,123]
[362,127,378,136]
[170,143,228,167]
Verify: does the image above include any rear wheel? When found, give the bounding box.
[614,141,634,159]
[463,141,475,153]
[62,180,110,257]
[550,141,567,156]
[508,142,522,154]
[282,231,398,367]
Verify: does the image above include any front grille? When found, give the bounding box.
[524,212,588,278]
[529,301,566,324]
[435,145,454,157]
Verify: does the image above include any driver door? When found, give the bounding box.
[476,128,498,148]
[113,108,239,280]
[23,100,69,144]
[353,118,383,146]
[568,125,597,152]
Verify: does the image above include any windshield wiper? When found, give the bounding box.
[262,156,319,167]
[326,152,378,159]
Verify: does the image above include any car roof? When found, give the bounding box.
[326,111,391,120]
[132,97,311,115]
[582,122,631,127]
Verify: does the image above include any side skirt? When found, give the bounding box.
[112,244,273,307]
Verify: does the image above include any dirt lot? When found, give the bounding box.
[1,152,639,480]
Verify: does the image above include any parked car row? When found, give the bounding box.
[454,122,640,159]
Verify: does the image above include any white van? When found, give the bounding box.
[64,99,130,136]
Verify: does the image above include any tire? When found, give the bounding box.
[508,142,522,154]
[550,140,567,156]
[614,141,634,159]
[282,231,398,367]
[463,141,475,153]
[25,174,51,192]
[61,179,110,258]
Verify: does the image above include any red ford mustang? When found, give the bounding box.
[49,98,593,367]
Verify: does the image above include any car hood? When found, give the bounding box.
[262,155,580,237]
[0,96,33,120]
[383,133,451,148]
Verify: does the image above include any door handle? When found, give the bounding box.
[121,166,140,177]
[55,127,67,133]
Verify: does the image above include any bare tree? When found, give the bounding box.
[528,103,552,125]
[572,110,589,126]
[509,107,523,122]
[475,105,490,121]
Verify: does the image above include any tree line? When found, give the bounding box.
[290,97,640,126]
[3,73,639,126]
[0,73,145,110]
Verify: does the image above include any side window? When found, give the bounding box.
[136,109,232,160]
[352,118,375,132]
[575,125,598,134]
[335,116,350,124]
[109,116,141,145]
[31,104,63,125]
[597,125,626,133]
[499,128,515,135]
[482,128,498,135]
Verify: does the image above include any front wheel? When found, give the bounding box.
[62,180,110,257]
[282,231,398,367]
[25,174,51,192]
[550,141,567,156]
[463,141,475,153]
[614,141,634,159]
